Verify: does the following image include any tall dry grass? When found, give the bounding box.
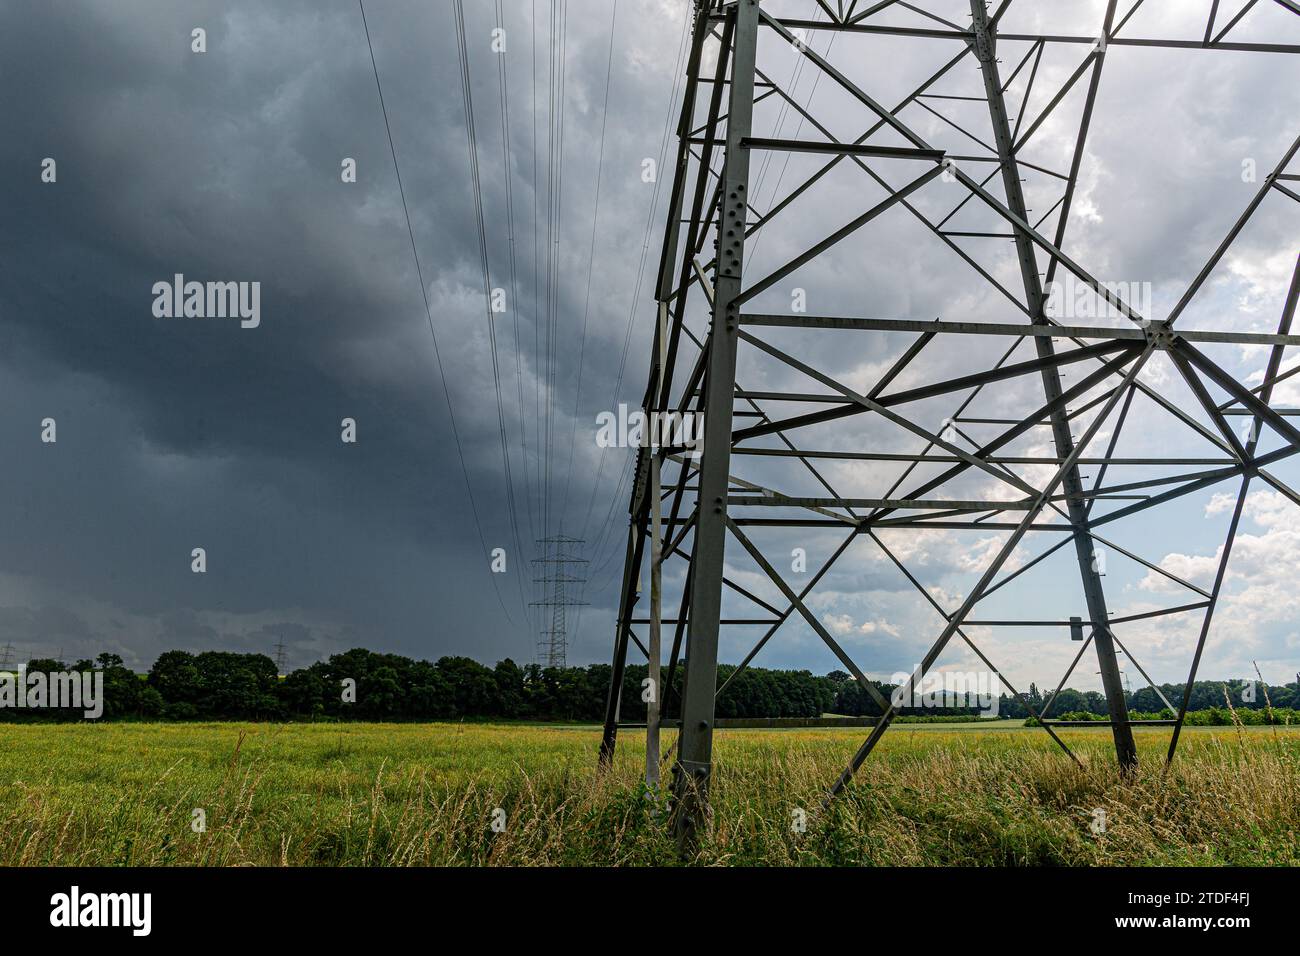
[0,722,1295,865]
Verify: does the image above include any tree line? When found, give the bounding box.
[1,649,1296,722]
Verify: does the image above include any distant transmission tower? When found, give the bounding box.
[531,535,589,668]
[273,638,287,675]
[0,643,13,671]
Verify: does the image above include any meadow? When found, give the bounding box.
[0,721,1296,866]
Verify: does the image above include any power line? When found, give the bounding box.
[581,14,870,596]
[542,0,570,546]
[453,0,532,616]
[357,0,517,624]
[748,9,838,267]
[494,0,539,553]
[575,5,695,618]
[531,0,544,594]
[558,0,620,531]
[542,0,556,543]
[577,2,693,559]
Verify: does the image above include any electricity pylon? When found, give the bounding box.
[531,535,588,668]
[600,0,1300,848]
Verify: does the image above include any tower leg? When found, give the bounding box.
[646,302,669,791]
[599,523,644,767]
[671,0,760,851]
[969,0,1135,770]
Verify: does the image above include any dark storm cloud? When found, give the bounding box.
[0,0,691,667]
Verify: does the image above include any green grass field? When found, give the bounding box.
[1,721,1296,866]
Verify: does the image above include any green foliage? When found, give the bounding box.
[1025,707,1299,727]
[3,649,1296,727]
[146,650,281,720]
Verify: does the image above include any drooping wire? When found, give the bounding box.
[587,13,833,591]
[453,0,532,617]
[749,20,838,267]
[532,0,543,565]
[557,0,620,535]
[542,0,555,543]
[494,0,539,552]
[578,4,692,545]
[576,3,694,601]
[358,0,516,623]
[543,0,570,547]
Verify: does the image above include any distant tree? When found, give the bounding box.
[96,653,147,718]
[359,665,403,718]
[149,651,201,710]
[146,649,282,719]
[493,659,527,718]
[1047,689,1087,714]
[436,656,501,717]
[408,661,454,719]
[7,645,1282,726]
[278,663,329,718]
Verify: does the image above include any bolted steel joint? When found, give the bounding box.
[1144,321,1178,350]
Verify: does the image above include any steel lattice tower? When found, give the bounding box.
[599,0,1300,846]
[532,535,589,668]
